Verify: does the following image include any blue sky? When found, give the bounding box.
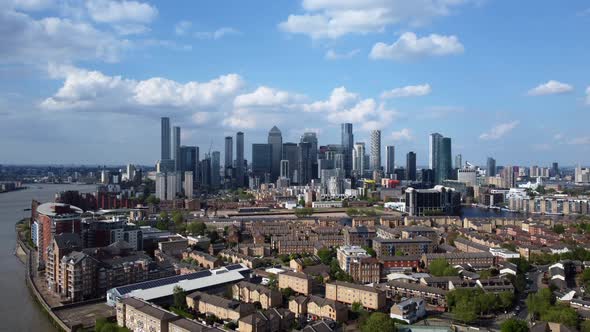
[1,0,589,167]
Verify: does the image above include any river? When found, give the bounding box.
[0,184,95,332]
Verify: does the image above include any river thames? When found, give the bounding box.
[0,184,95,332]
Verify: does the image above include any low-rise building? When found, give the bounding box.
[238,308,294,332]
[373,237,434,257]
[117,297,179,332]
[390,298,426,324]
[325,281,385,310]
[278,271,313,295]
[336,246,370,272]
[232,281,282,310]
[289,295,348,322]
[169,318,219,332]
[421,252,495,269]
[343,226,376,247]
[380,255,421,273]
[382,281,447,307]
[187,291,255,322]
[349,257,381,284]
[183,250,223,269]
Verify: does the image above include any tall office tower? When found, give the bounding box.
[183,171,194,198]
[282,142,299,183]
[172,126,181,170]
[236,132,244,187]
[280,160,289,178]
[126,164,136,182]
[268,126,283,182]
[352,142,368,172]
[370,130,381,171]
[166,172,179,200]
[486,157,497,177]
[501,166,515,188]
[385,145,395,176]
[551,162,559,177]
[224,136,233,172]
[211,151,221,188]
[178,146,198,185]
[341,123,354,177]
[298,142,313,185]
[455,154,462,170]
[406,152,417,181]
[252,143,272,181]
[200,157,212,188]
[429,133,452,184]
[300,132,319,179]
[155,173,167,200]
[161,117,171,160]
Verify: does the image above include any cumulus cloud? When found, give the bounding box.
[381,83,431,99]
[41,65,245,112]
[585,86,590,105]
[527,80,574,96]
[390,128,413,141]
[325,48,360,60]
[303,87,358,112]
[279,0,475,39]
[195,27,240,40]
[222,109,257,129]
[234,86,305,108]
[86,0,158,24]
[174,20,192,35]
[0,8,129,64]
[479,121,519,140]
[370,32,464,61]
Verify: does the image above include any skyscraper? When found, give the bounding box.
[429,133,452,184]
[252,143,272,181]
[300,132,318,179]
[155,173,166,200]
[211,151,221,188]
[455,154,462,170]
[353,142,366,174]
[236,132,244,187]
[183,171,194,198]
[178,146,198,187]
[268,126,283,182]
[385,145,395,176]
[370,130,381,171]
[282,142,299,183]
[487,157,497,177]
[224,136,233,180]
[200,157,212,188]
[172,126,181,170]
[341,123,353,177]
[406,152,417,181]
[298,142,313,185]
[161,117,171,160]
[280,160,289,178]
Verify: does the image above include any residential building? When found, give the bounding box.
[390,298,426,324]
[406,152,417,181]
[349,257,381,284]
[325,281,386,310]
[343,226,376,247]
[421,252,495,269]
[372,237,434,257]
[238,308,294,332]
[336,245,370,272]
[341,123,354,177]
[370,130,381,171]
[278,270,313,295]
[186,291,255,322]
[487,157,496,177]
[35,202,83,267]
[386,145,395,176]
[117,297,178,332]
[232,281,282,310]
[289,295,348,322]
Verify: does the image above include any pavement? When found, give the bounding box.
[55,302,115,329]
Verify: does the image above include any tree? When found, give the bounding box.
[362,246,377,258]
[500,318,528,332]
[294,207,313,218]
[351,301,363,313]
[172,210,184,225]
[452,299,477,323]
[360,312,395,332]
[187,221,207,236]
[317,248,334,265]
[173,286,187,310]
[553,224,566,234]
[160,211,169,220]
[499,291,515,310]
[281,287,294,298]
[146,194,159,205]
[208,230,220,243]
[298,198,306,207]
[581,320,590,332]
[429,258,458,277]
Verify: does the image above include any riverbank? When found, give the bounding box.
[0,186,27,194]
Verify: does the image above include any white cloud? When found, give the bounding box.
[381,83,431,99]
[0,8,129,64]
[303,87,358,112]
[192,112,210,125]
[390,128,413,141]
[279,0,475,39]
[195,27,240,40]
[234,86,305,108]
[527,80,574,96]
[585,86,590,105]
[175,20,191,35]
[479,121,519,140]
[41,65,245,111]
[222,109,257,129]
[86,0,157,24]
[569,137,590,145]
[370,32,464,61]
[325,48,360,60]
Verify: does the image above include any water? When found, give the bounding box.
[460,206,520,219]
[0,184,95,332]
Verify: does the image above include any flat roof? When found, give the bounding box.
[37,202,83,217]
[111,264,249,301]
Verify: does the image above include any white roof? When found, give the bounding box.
[265,267,285,274]
[37,203,83,217]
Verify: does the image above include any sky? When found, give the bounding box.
[1,0,590,167]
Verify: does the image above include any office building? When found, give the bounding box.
[353,142,366,174]
[236,132,245,187]
[386,145,395,176]
[252,143,272,182]
[457,169,477,187]
[282,142,299,183]
[211,151,221,188]
[161,117,171,160]
[172,126,180,170]
[280,160,289,178]
[551,162,559,177]
[268,126,283,182]
[183,171,194,198]
[301,132,318,179]
[298,142,313,185]
[501,166,516,188]
[405,186,461,216]
[200,157,212,188]
[178,146,198,184]
[455,154,462,170]
[225,136,233,177]
[429,133,452,184]
[155,173,166,200]
[406,152,417,181]
[370,130,381,171]
[487,157,497,177]
[166,172,180,199]
[341,123,354,177]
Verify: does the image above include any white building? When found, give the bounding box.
[155,173,167,201]
[457,168,477,187]
[183,171,194,198]
[390,298,426,323]
[166,172,180,200]
[337,246,370,273]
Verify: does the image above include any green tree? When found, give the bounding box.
[187,221,207,236]
[581,320,590,332]
[541,305,578,327]
[500,318,528,332]
[208,230,220,243]
[362,246,377,258]
[317,248,334,265]
[146,194,159,205]
[281,287,294,298]
[294,207,314,218]
[360,312,395,332]
[553,224,566,234]
[429,258,458,276]
[452,299,478,323]
[173,286,187,310]
[499,291,515,310]
[298,198,306,207]
[351,301,363,313]
[172,210,184,225]
[160,211,169,220]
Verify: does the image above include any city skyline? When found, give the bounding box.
[2,1,590,166]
